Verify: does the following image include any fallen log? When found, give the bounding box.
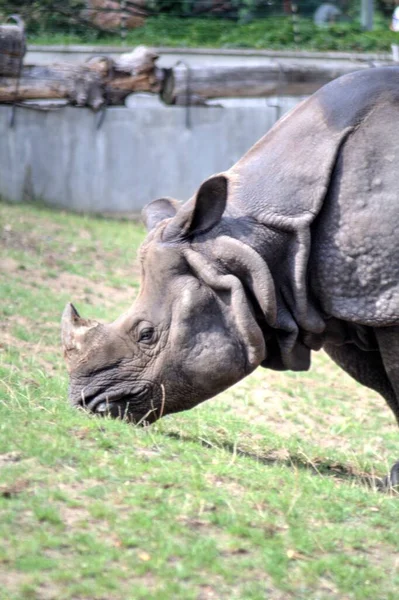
[0,67,103,109]
[0,43,379,109]
[0,47,162,109]
[161,61,370,104]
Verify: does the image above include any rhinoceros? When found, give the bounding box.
[62,67,399,484]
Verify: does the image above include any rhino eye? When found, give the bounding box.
[138,327,154,343]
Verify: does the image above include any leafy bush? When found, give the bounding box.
[117,14,399,52]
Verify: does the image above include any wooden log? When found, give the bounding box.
[12,64,106,109]
[0,17,26,77]
[0,45,370,109]
[0,77,69,102]
[0,69,162,108]
[161,62,370,104]
[106,69,163,104]
[0,47,162,108]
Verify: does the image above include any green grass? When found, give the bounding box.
[1,199,399,600]
[27,15,399,53]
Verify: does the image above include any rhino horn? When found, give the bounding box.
[61,303,99,357]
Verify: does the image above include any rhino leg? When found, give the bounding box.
[374,327,399,413]
[324,339,399,490]
[373,327,399,490]
[324,341,397,418]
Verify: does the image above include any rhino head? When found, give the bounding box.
[61,174,277,424]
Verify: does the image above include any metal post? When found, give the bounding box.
[291,2,300,46]
[361,0,373,31]
[120,0,127,45]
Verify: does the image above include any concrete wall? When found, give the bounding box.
[0,95,302,214]
[26,44,394,68]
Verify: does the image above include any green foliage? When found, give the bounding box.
[1,0,397,51]
[121,14,398,51]
[21,12,397,52]
[291,18,398,51]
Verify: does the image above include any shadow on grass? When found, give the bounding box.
[163,430,395,492]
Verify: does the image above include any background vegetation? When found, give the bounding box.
[1,200,399,599]
[0,0,398,52]
[24,16,399,52]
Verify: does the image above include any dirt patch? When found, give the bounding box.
[0,567,32,595]
[1,251,137,311]
[1,215,140,314]
[59,503,92,528]
[0,256,20,273]
[197,585,221,600]
[196,577,291,600]
[0,451,22,465]
[217,359,397,457]
[35,583,67,600]
[204,473,246,498]
[0,329,59,370]
[0,478,30,498]
[0,251,138,371]
[55,480,122,530]
[56,271,136,309]
[45,480,121,537]
[360,542,399,572]
[56,479,103,499]
[1,224,42,255]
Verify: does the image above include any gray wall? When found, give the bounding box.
[26,44,393,68]
[0,96,302,214]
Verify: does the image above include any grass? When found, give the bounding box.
[1,199,399,600]
[27,15,399,53]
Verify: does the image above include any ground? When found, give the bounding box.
[1,200,399,600]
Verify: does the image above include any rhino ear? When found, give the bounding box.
[142,198,180,232]
[164,175,228,240]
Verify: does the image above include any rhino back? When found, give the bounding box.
[316,66,399,132]
[228,69,398,233]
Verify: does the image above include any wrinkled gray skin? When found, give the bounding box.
[62,68,399,483]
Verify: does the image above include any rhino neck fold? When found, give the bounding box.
[206,216,327,372]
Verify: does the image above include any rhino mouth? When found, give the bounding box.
[78,382,159,424]
[92,397,138,422]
